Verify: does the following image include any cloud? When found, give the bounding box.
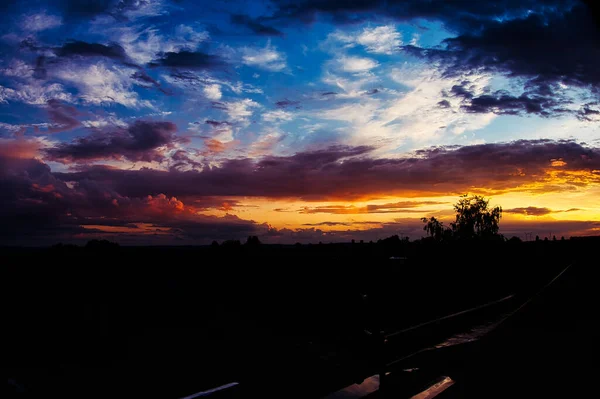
[402,4,600,117]
[504,207,553,216]
[315,65,497,150]
[2,142,598,245]
[330,25,401,55]
[203,84,222,100]
[299,201,447,214]
[461,91,569,117]
[220,98,260,123]
[56,140,600,201]
[149,50,223,70]
[0,60,35,79]
[162,70,263,96]
[194,119,236,144]
[504,207,583,216]
[231,14,284,37]
[81,114,127,128]
[241,41,287,72]
[54,62,152,108]
[338,56,378,73]
[0,82,74,105]
[0,151,263,245]
[267,1,597,118]
[271,0,574,29]
[170,149,203,170]
[356,25,401,54]
[20,11,62,32]
[54,40,128,62]
[61,0,167,21]
[114,24,209,64]
[275,99,301,108]
[0,137,48,159]
[262,109,293,123]
[45,99,81,133]
[45,120,178,163]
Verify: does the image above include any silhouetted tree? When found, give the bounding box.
[450,194,502,240]
[245,235,261,246]
[85,239,119,250]
[222,239,241,249]
[421,216,450,241]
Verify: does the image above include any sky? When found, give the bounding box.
[0,0,599,245]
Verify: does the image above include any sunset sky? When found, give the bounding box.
[1,0,599,245]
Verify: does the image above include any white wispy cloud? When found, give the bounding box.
[338,56,379,73]
[0,122,26,133]
[54,62,152,108]
[0,60,34,79]
[315,65,497,153]
[321,69,379,98]
[20,11,62,32]
[162,72,263,97]
[0,83,74,105]
[248,128,284,157]
[223,98,260,123]
[241,41,287,72]
[211,124,235,142]
[203,84,222,100]
[82,115,128,128]
[113,24,209,64]
[356,26,402,55]
[326,25,402,55]
[262,109,294,123]
[121,0,168,20]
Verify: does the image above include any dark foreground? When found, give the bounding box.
[5,237,599,398]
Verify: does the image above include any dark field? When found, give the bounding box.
[5,237,599,398]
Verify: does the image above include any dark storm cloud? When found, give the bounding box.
[45,99,81,133]
[403,3,600,116]
[55,140,600,200]
[0,150,262,245]
[271,0,576,28]
[45,120,179,163]
[437,6,600,87]
[2,138,599,245]
[54,40,128,61]
[461,92,569,117]
[148,51,224,70]
[230,14,284,36]
[577,104,600,121]
[170,149,203,170]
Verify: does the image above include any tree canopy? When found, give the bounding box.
[422,195,503,241]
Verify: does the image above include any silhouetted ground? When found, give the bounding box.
[4,237,599,398]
